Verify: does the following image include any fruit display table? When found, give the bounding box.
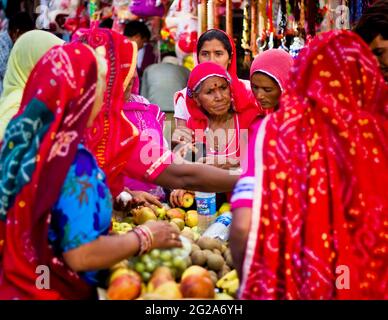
[100,195,239,300]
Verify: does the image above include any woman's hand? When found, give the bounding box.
[114,188,162,213]
[169,189,194,207]
[172,127,194,145]
[144,220,182,249]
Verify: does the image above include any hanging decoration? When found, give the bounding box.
[130,0,165,18]
[241,1,252,68]
[250,0,258,56]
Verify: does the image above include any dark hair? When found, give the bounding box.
[161,51,177,60]
[123,20,151,40]
[99,18,113,29]
[8,11,34,33]
[196,29,232,58]
[354,0,388,44]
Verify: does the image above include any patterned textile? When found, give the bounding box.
[0,43,99,299]
[240,30,388,300]
[0,31,12,95]
[72,27,139,195]
[0,30,65,140]
[49,144,112,286]
[122,98,167,199]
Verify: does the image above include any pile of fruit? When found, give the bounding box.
[105,193,239,300]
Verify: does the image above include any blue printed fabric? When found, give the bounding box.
[48,144,112,286]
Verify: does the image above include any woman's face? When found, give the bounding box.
[193,76,231,117]
[198,39,231,70]
[250,72,281,109]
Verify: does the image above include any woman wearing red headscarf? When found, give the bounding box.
[73,27,241,211]
[249,49,294,116]
[230,30,388,299]
[172,29,256,142]
[0,43,181,300]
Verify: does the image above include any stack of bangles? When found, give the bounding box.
[132,225,154,256]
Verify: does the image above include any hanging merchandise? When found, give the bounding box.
[241,2,251,68]
[241,3,250,51]
[166,0,197,63]
[45,0,87,34]
[289,35,304,57]
[130,0,165,18]
[177,28,198,53]
[250,0,258,56]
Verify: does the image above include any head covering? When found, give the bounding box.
[250,49,293,115]
[186,61,256,131]
[0,30,65,140]
[240,30,388,300]
[0,43,99,299]
[250,49,293,92]
[186,61,232,130]
[72,27,139,194]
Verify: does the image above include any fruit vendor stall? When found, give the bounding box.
[101,192,238,300]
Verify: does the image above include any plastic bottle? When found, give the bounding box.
[202,211,232,241]
[195,192,217,232]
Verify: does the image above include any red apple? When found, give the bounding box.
[180,274,215,299]
[107,271,142,300]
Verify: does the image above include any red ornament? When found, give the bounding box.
[178,31,198,54]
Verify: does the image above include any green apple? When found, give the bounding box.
[134,262,146,273]
[145,261,157,273]
[150,249,161,260]
[160,250,172,262]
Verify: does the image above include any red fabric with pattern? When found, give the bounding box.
[0,43,98,299]
[241,30,388,299]
[72,28,139,196]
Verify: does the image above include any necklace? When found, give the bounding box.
[206,114,235,153]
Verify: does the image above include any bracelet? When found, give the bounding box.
[132,225,154,256]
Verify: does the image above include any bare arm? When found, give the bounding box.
[63,221,181,272]
[229,207,252,280]
[154,161,239,192]
[63,232,140,272]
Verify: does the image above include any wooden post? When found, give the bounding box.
[251,0,258,56]
[202,0,208,33]
[207,0,214,29]
[198,0,208,36]
[226,0,233,38]
[214,0,220,29]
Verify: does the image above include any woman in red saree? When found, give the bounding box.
[72,27,139,197]
[0,42,182,300]
[172,28,258,139]
[0,42,102,299]
[230,30,388,299]
[73,27,241,207]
